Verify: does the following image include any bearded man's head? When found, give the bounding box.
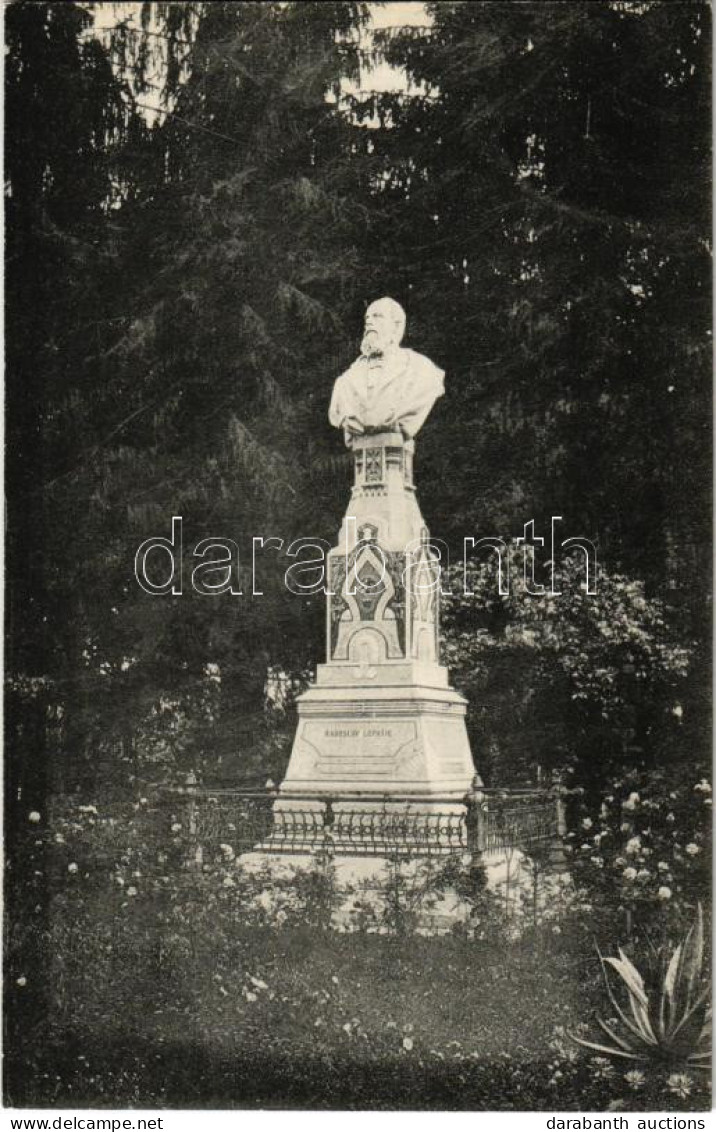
[361,297,406,358]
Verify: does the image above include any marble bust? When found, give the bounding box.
[328,297,445,447]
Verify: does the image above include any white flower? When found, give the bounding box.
[67,862,78,874]
[624,1070,645,1090]
[657,861,669,872]
[614,857,627,867]
[666,812,675,823]
[171,822,182,833]
[126,885,137,896]
[622,792,640,811]
[115,876,125,886]
[667,1073,693,1099]
[222,876,236,888]
[637,868,650,880]
[590,1056,615,1080]
[625,837,641,855]
[623,867,637,881]
[402,1036,414,1052]
[694,780,711,794]
[28,812,41,824]
[590,856,603,868]
[16,976,27,987]
[658,886,672,901]
[685,843,700,856]
[582,818,593,830]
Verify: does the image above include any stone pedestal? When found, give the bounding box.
[270,430,479,854]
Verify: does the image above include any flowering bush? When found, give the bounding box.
[567,766,711,939]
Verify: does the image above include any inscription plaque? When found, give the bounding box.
[299,719,419,777]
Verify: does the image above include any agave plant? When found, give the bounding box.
[571,905,711,1070]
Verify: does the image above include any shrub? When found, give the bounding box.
[571,905,711,1073]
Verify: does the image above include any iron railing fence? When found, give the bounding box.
[480,797,561,857]
[158,781,565,864]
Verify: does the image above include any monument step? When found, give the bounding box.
[301,680,465,701]
[314,662,450,689]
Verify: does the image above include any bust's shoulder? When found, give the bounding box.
[336,356,367,387]
[401,348,445,385]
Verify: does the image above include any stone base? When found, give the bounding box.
[280,680,477,800]
[270,428,483,871]
[236,847,544,933]
[237,850,471,932]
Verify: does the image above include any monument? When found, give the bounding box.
[270,298,480,853]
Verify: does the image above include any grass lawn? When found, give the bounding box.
[7,915,592,1109]
[7,898,708,1111]
[5,794,710,1113]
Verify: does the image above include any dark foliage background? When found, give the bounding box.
[3,2,712,1110]
[5,1,710,820]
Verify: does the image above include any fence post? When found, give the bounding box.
[548,782,568,869]
[185,770,202,872]
[555,788,567,838]
[464,777,486,863]
[323,797,335,853]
